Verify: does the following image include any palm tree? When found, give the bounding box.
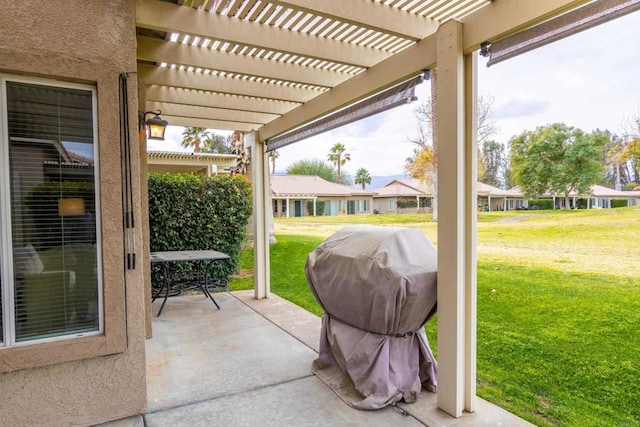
[354,168,371,189]
[201,133,232,154]
[181,127,211,153]
[268,150,279,175]
[327,143,351,183]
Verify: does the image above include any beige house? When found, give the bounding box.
[477,182,527,211]
[373,178,433,214]
[372,179,527,213]
[147,150,238,176]
[531,184,640,209]
[271,175,375,217]
[0,1,629,425]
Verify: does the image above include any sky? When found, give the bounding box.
[150,11,640,179]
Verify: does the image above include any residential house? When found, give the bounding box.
[477,182,527,211]
[0,1,624,425]
[271,175,374,217]
[373,179,527,213]
[530,184,640,209]
[373,178,432,214]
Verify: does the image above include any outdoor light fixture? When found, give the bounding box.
[139,110,168,141]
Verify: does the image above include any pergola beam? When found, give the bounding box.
[145,85,299,115]
[258,35,438,142]
[137,36,350,88]
[138,64,322,103]
[259,0,593,142]
[272,0,439,40]
[145,101,278,126]
[160,115,257,132]
[135,0,390,67]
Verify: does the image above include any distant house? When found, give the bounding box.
[477,182,526,211]
[147,150,238,176]
[528,184,640,209]
[372,178,432,214]
[270,175,375,217]
[373,179,527,213]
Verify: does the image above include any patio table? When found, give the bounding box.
[150,250,230,316]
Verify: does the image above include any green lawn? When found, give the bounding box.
[230,208,640,426]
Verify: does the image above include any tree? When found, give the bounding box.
[286,158,337,183]
[327,143,351,183]
[597,130,629,189]
[181,127,209,153]
[619,114,640,183]
[268,150,279,175]
[404,147,435,183]
[181,127,231,154]
[480,140,505,187]
[409,82,499,219]
[509,123,608,209]
[354,168,372,189]
[201,133,232,154]
[230,131,249,176]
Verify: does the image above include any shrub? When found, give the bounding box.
[397,200,417,208]
[611,199,628,208]
[306,200,325,216]
[528,199,554,210]
[148,173,252,281]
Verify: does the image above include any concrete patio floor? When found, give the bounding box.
[101,290,533,427]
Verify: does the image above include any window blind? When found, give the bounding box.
[266,75,424,151]
[5,81,100,342]
[484,0,640,66]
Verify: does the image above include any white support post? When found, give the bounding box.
[436,19,477,418]
[286,198,290,218]
[313,197,317,216]
[249,132,270,299]
[463,51,478,414]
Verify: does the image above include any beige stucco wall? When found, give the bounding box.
[373,197,396,213]
[0,1,147,425]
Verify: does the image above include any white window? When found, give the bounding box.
[0,77,102,347]
[364,200,370,212]
[357,200,363,211]
[389,199,396,211]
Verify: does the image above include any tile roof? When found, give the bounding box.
[271,175,375,197]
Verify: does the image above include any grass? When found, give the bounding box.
[229,208,640,426]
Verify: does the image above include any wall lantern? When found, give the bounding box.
[139,110,168,141]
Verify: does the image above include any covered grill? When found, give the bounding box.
[305,225,438,410]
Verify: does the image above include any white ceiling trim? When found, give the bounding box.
[136,0,392,67]
[137,36,350,88]
[144,85,300,115]
[138,64,324,103]
[272,0,440,40]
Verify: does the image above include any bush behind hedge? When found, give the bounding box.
[148,173,252,281]
[611,199,628,208]
[528,199,555,210]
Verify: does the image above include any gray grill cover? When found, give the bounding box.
[305,225,437,410]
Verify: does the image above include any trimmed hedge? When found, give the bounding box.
[528,199,555,210]
[397,200,417,208]
[611,199,628,208]
[148,173,252,281]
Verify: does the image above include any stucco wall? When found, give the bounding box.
[0,1,147,425]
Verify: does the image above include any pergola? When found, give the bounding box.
[134,0,616,418]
